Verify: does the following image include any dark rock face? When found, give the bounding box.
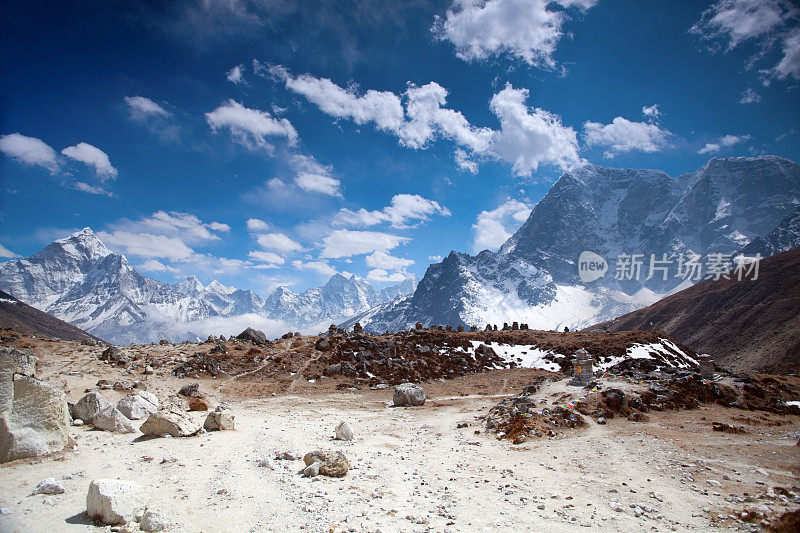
[236,328,269,346]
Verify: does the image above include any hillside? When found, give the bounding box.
[591,247,800,374]
[0,289,105,343]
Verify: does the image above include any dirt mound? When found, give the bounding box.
[590,247,800,374]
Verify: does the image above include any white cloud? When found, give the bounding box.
[738,87,762,103]
[642,104,661,121]
[137,259,179,273]
[0,133,59,173]
[275,67,580,176]
[256,233,303,252]
[226,64,245,84]
[246,218,271,232]
[291,154,341,196]
[247,250,285,265]
[124,96,171,120]
[334,194,451,229]
[691,0,800,82]
[432,0,597,68]
[428,254,443,262]
[96,230,195,261]
[472,199,532,252]
[61,142,118,180]
[583,117,671,157]
[698,133,752,154]
[74,181,115,197]
[365,250,414,271]
[0,243,19,259]
[125,211,229,243]
[205,99,298,151]
[489,84,582,174]
[366,268,407,283]
[320,229,411,258]
[291,260,338,277]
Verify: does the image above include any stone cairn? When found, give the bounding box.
[328,324,337,336]
[485,324,492,332]
[353,323,363,334]
[493,325,498,331]
[470,326,478,332]
[456,325,464,332]
[568,349,594,386]
[520,323,529,330]
[511,321,519,331]
[698,354,715,380]
[415,322,423,330]
[502,323,510,331]
[445,325,453,332]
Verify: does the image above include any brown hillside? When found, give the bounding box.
[0,289,105,343]
[590,247,800,374]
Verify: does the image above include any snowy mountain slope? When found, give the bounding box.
[740,205,800,257]
[0,229,416,344]
[359,156,800,333]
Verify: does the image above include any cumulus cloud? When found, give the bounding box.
[583,117,671,157]
[97,230,195,261]
[291,260,338,277]
[698,133,752,154]
[0,133,59,173]
[246,218,271,232]
[137,259,179,273]
[365,250,414,271]
[273,67,580,176]
[691,0,800,82]
[0,243,19,259]
[320,230,411,259]
[124,96,171,120]
[366,269,407,283]
[642,104,661,121]
[256,233,303,252]
[489,84,581,175]
[472,199,532,252]
[61,142,118,180]
[114,211,230,244]
[428,254,443,262]
[247,250,285,265]
[432,0,597,68]
[291,154,341,196]
[334,194,451,229]
[226,64,245,84]
[205,99,298,151]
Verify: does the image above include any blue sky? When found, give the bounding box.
[1,0,799,295]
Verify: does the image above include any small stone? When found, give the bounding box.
[258,457,275,469]
[597,417,607,425]
[335,421,354,441]
[393,383,426,407]
[203,405,234,431]
[276,451,301,461]
[33,478,65,495]
[302,461,321,477]
[303,450,350,477]
[188,397,209,411]
[139,510,172,532]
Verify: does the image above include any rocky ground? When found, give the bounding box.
[1,332,799,532]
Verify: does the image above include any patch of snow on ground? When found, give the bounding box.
[468,341,562,372]
[595,339,697,371]
[786,401,800,408]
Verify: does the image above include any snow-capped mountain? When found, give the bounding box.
[740,205,800,257]
[356,156,800,333]
[0,229,416,344]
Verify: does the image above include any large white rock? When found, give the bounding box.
[393,383,426,407]
[73,392,111,423]
[203,405,234,431]
[116,392,158,420]
[92,406,137,433]
[33,477,65,495]
[0,376,70,463]
[140,408,200,437]
[86,479,148,525]
[0,347,36,413]
[140,509,172,532]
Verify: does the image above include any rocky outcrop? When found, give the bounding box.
[72,392,111,423]
[236,327,269,346]
[0,375,70,463]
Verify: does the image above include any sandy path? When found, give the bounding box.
[2,386,797,533]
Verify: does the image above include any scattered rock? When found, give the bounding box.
[303,450,350,477]
[236,328,269,346]
[98,346,129,366]
[712,422,747,434]
[393,383,426,407]
[302,461,320,477]
[257,457,275,469]
[33,478,65,495]
[140,510,172,532]
[116,392,159,420]
[140,409,200,437]
[203,405,234,431]
[334,421,353,441]
[628,412,649,422]
[597,417,607,425]
[178,383,201,398]
[0,375,70,463]
[93,406,137,434]
[276,451,301,461]
[188,397,209,411]
[72,392,111,423]
[86,479,148,525]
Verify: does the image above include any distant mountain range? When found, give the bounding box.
[0,229,417,344]
[354,156,800,333]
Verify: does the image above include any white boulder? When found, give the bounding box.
[140,509,172,532]
[33,477,65,495]
[117,392,158,420]
[393,383,426,407]
[86,479,149,525]
[73,392,111,423]
[93,406,137,434]
[334,421,353,441]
